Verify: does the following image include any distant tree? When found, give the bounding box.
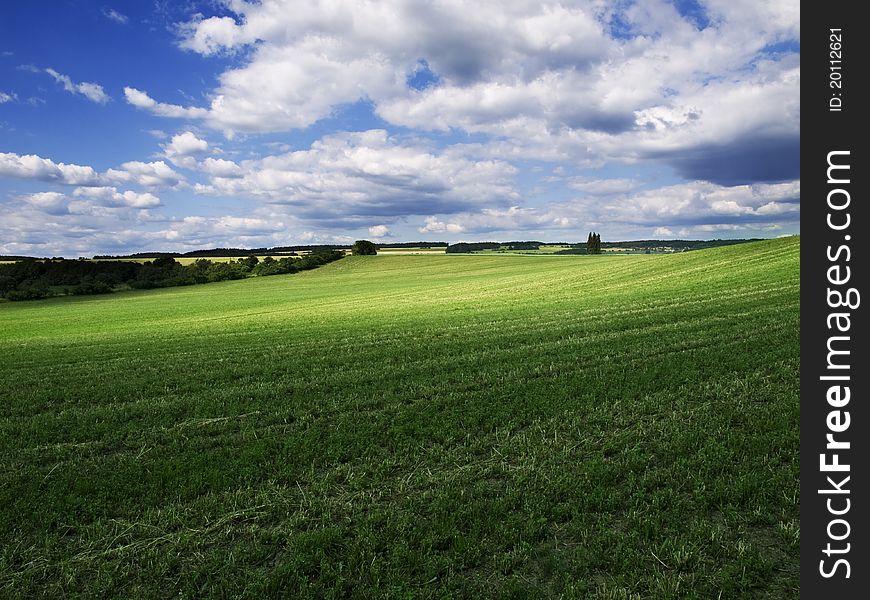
[445,242,500,253]
[586,232,602,254]
[152,256,180,270]
[253,256,281,276]
[504,241,542,251]
[240,255,259,271]
[351,240,378,255]
[277,257,300,274]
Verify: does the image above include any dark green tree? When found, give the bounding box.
[351,240,378,255]
[239,255,260,271]
[586,232,602,254]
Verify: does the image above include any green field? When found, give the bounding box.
[474,245,573,255]
[0,237,799,598]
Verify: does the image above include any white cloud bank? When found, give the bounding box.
[191,129,518,224]
[1,152,184,188]
[119,0,799,185]
[417,180,800,237]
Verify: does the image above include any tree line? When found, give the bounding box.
[90,241,448,260]
[0,250,344,301]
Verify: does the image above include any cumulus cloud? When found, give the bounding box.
[1,187,169,257]
[45,68,110,104]
[159,216,288,248]
[72,186,162,208]
[121,0,797,188]
[4,1,800,254]
[419,217,465,234]
[199,157,243,177]
[1,152,184,190]
[569,177,640,195]
[20,188,161,217]
[165,131,208,156]
[124,87,209,119]
[193,129,518,223]
[653,227,690,238]
[0,193,290,258]
[162,131,209,167]
[415,180,799,237]
[298,231,355,245]
[105,160,184,188]
[22,191,69,215]
[0,152,101,185]
[368,224,390,237]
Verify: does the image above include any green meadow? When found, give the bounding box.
[0,237,799,598]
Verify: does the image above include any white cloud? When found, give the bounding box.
[200,157,243,177]
[1,152,185,189]
[569,177,640,195]
[165,131,208,156]
[0,152,101,185]
[136,0,796,185]
[0,91,15,103]
[3,1,801,255]
[194,130,518,222]
[414,179,799,237]
[124,87,209,119]
[697,223,742,232]
[162,131,209,167]
[105,160,184,188]
[589,180,801,226]
[419,217,465,234]
[0,188,293,257]
[102,8,129,25]
[160,216,287,246]
[45,68,110,104]
[20,188,161,215]
[180,15,252,55]
[73,186,161,208]
[368,224,390,237]
[0,208,290,258]
[23,191,68,215]
[653,226,689,238]
[298,231,355,244]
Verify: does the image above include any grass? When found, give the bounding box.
[0,237,799,598]
[476,244,573,255]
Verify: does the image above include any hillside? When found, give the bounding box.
[0,237,800,598]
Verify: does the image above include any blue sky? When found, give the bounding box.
[1,0,799,257]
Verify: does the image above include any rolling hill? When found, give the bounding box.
[0,237,800,598]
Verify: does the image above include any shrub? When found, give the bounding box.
[351,240,378,255]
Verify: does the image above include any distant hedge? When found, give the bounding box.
[446,242,501,253]
[0,250,345,301]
